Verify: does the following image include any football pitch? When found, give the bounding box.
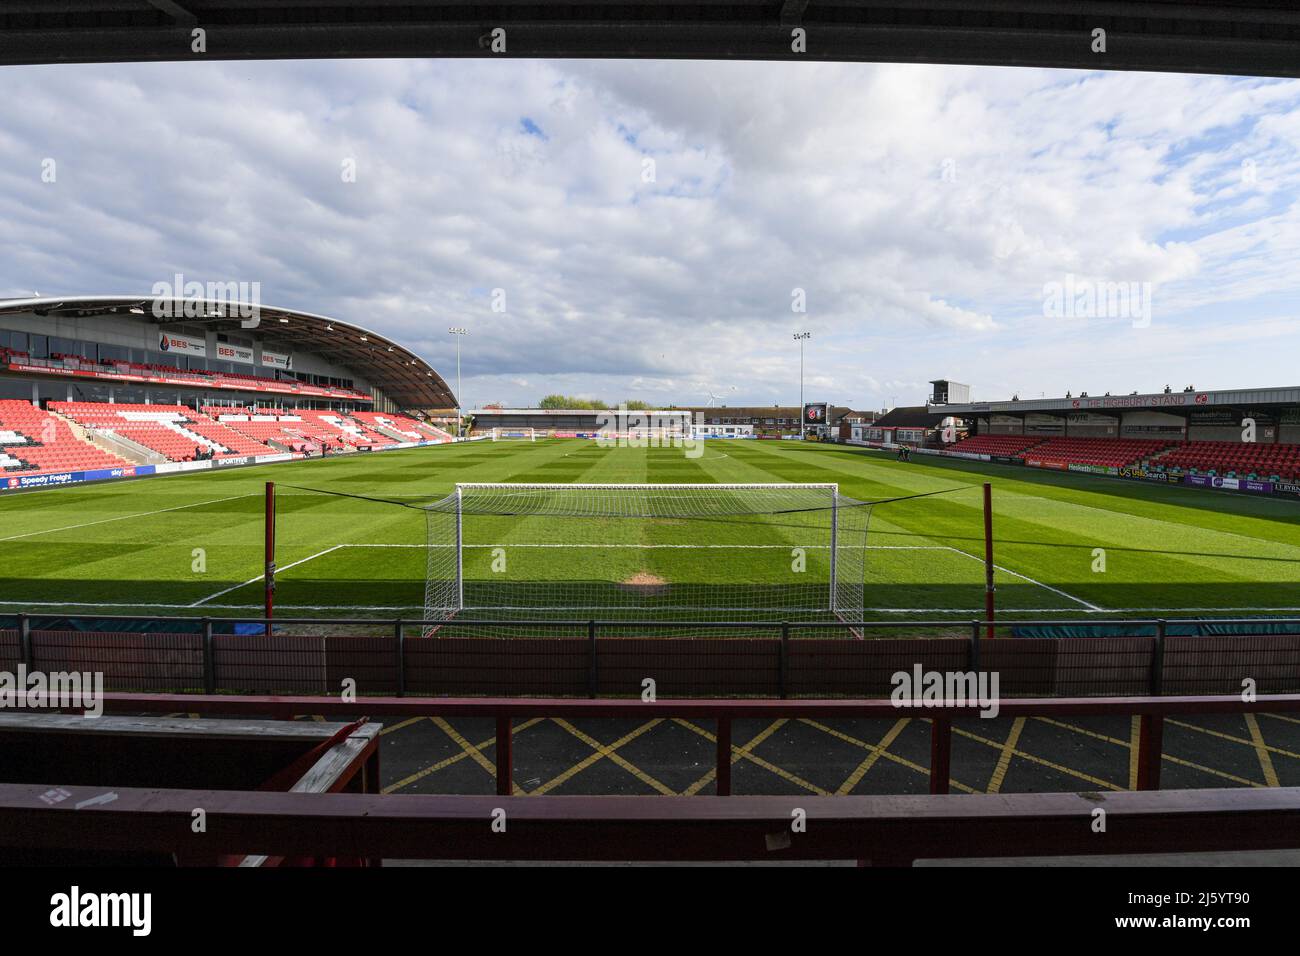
[1,437,1299,622]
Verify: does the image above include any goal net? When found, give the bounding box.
[422,483,870,637]
[491,427,537,441]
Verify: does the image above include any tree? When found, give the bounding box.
[538,394,610,409]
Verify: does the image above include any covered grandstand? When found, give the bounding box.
[0,295,456,489]
[925,384,1300,495]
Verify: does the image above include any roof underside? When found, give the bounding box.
[1,2,1298,76]
[0,296,456,409]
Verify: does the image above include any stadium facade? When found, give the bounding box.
[0,295,457,491]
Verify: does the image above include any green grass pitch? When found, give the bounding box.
[1,437,1298,623]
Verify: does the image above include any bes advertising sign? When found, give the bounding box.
[157,329,207,358]
[260,349,293,370]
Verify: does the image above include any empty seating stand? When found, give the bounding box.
[1151,440,1300,481]
[293,410,397,448]
[51,403,278,463]
[0,400,133,476]
[943,434,1179,470]
[211,415,320,453]
[0,397,443,486]
[946,435,1044,457]
[1018,437,1173,469]
[348,411,452,443]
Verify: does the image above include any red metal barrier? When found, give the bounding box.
[1,783,1296,865]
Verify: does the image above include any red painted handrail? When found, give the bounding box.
[1,783,1296,865]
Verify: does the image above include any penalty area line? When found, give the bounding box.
[0,493,257,543]
[941,545,1104,612]
[187,544,346,607]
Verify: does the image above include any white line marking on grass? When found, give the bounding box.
[941,545,1104,612]
[337,543,954,550]
[2,599,1299,615]
[188,544,345,607]
[0,493,256,543]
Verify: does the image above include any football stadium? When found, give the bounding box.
[2,294,1297,866]
[1,2,1298,916]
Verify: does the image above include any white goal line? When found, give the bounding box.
[346,543,953,550]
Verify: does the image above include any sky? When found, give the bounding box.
[1,58,1299,412]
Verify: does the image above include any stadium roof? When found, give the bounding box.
[676,405,876,421]
[873,405,948,428]
[938,385,1300,416]
[0,295,456,409]
[1,2,1298,77]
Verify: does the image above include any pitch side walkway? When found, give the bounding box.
[372,711,1299,798]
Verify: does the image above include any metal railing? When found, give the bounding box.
[6,689,1299,864]
[4,613,1298,699]
[95,689,1300,799]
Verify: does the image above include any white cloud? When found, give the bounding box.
[1,59,1299,411]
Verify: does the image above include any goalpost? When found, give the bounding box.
[491,427,537,441]
[422,483,869,636]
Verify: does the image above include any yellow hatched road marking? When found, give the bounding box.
[381,716,544,794]
[961,720,1265,790]
[674,718,829,796]
[1128,716,1141,790]
[956,726,1123,791]
[1244,714,1281,788]
[1166,717,1300,761]
[1261,712,1300,726]
[795,717,949,789]
[532,719,671,795]
[1035,715,1129,747]
[828,718,911,795]
[1157,752,1264,787]
[379,716,425,736]
[987,717,1025,794]
[431,715,500,783]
